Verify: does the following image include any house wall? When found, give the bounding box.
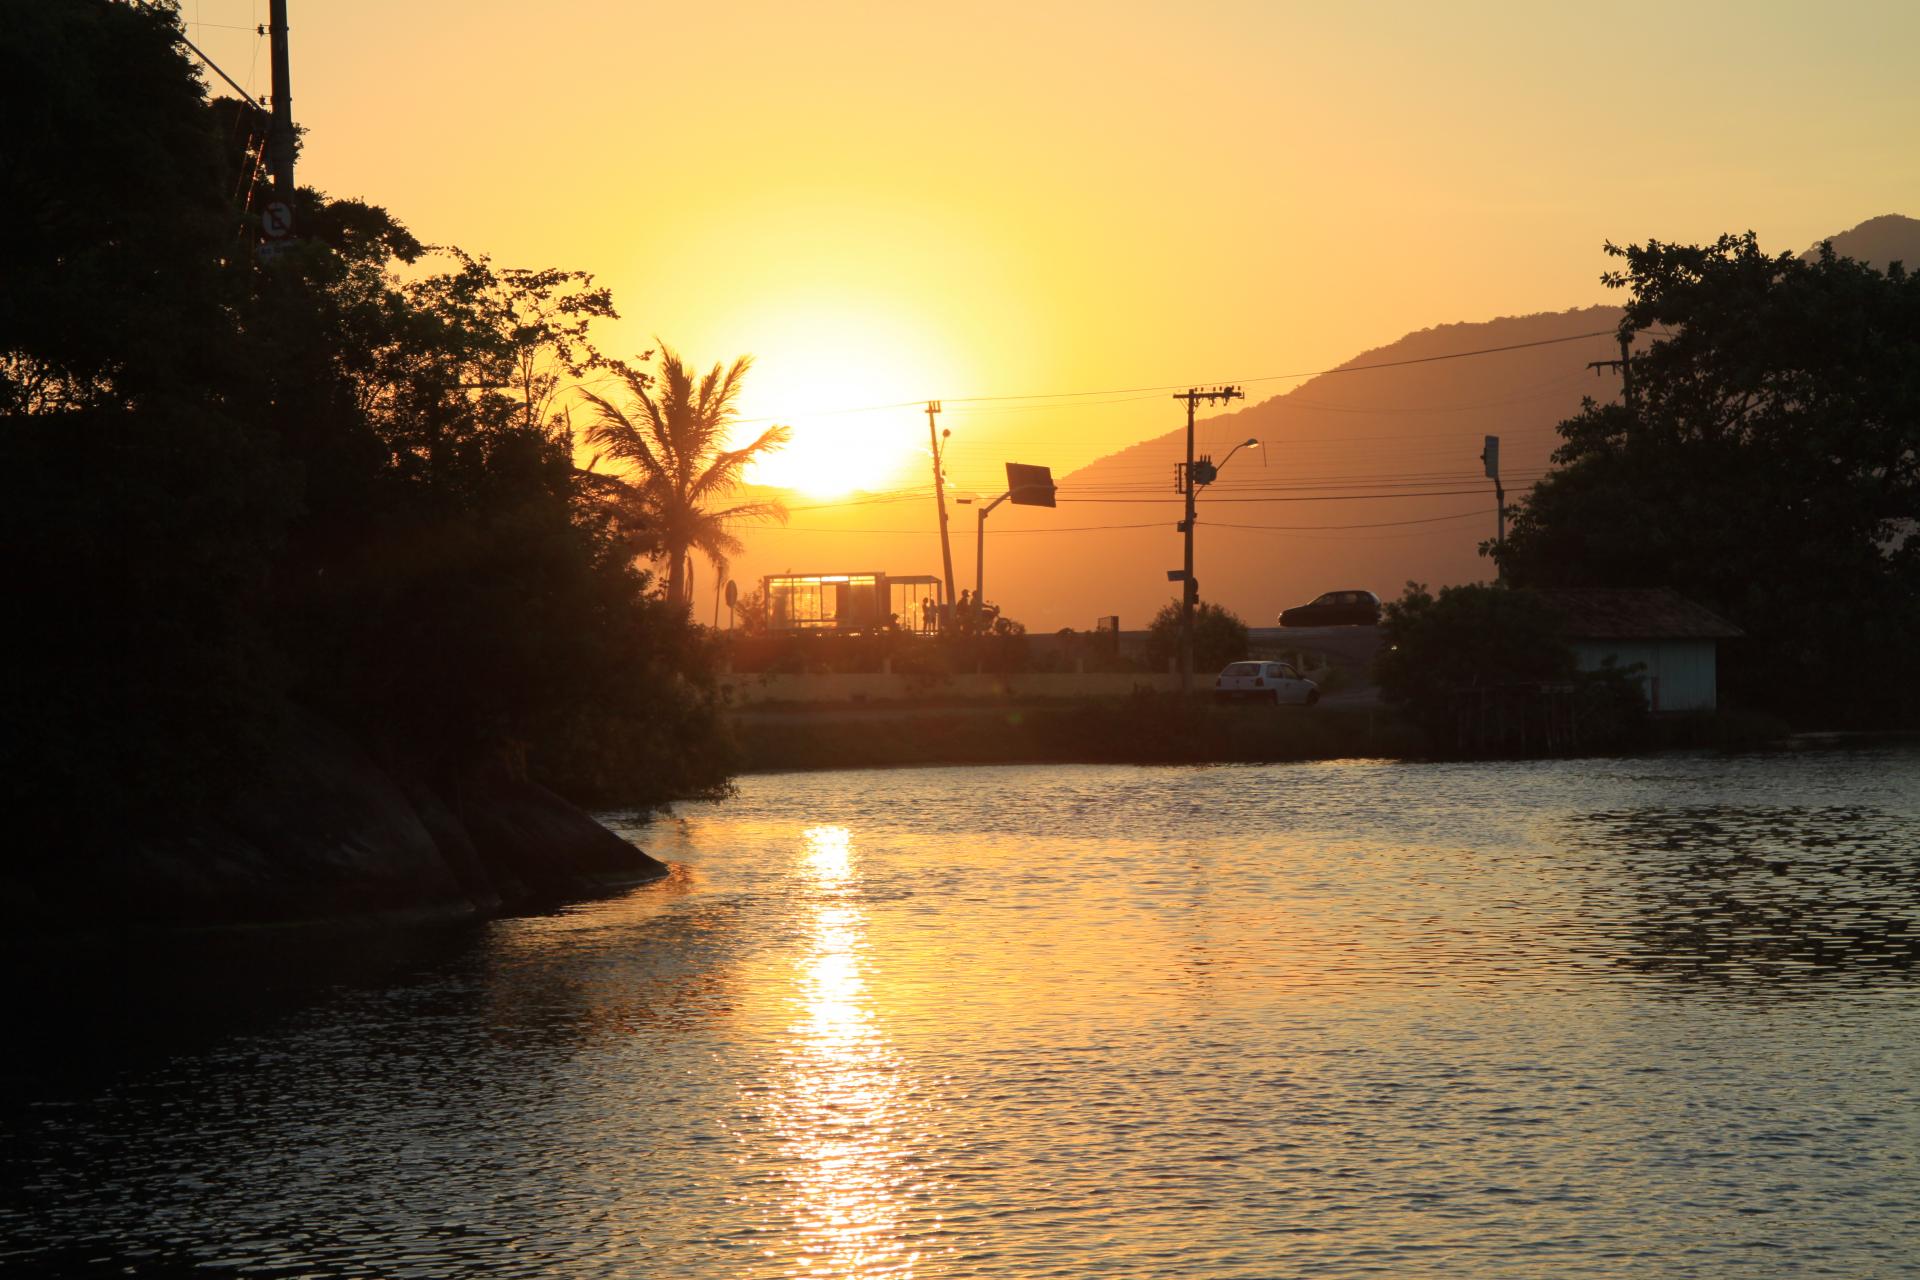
[1571,639,1719,712]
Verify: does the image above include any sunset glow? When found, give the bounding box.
[728,303,958,499]
[170,0,1920,623]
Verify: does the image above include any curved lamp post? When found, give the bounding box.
[1211,437,1260,480]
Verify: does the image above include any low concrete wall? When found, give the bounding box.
[721,671,1185,705]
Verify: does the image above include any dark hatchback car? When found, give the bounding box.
[1279,589,1381,628]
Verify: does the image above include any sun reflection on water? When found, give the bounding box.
[768,824,924,1277]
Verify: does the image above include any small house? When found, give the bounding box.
[1534,588,1743,712]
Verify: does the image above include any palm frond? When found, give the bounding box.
[576,386,665,480]
[688,423,792,504]
[709,498,790,525]
[691,522,746,564]
[694,355,753,428]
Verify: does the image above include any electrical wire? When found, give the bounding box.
[1053,487,1505,504]
[725,327,1622,425]
[776,507,1493,536]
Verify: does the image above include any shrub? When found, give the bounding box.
[1145,598,1250,674]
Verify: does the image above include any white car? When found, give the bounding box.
[1214,660,1320,706]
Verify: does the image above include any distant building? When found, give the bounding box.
[1534,588,1743,712]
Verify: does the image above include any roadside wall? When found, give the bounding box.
[722,671,1185,705]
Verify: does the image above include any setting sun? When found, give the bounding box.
[729,300,963,500]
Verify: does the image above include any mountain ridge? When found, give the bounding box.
[983,216,1920,631]
[731,216,1918,633]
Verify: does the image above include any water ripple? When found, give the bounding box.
[4,749,1920,1276]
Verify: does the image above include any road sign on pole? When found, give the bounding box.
[974,462,1057,606]
[1481,434,1506,567]
[1005,462,1056,507]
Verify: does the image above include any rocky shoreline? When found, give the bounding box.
[8,715,666,941]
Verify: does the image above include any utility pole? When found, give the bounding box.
[1588,332,1635,416]
[266,0,295,205]
[1481,434,1505,576]
[927,401,957,621]
[1172,385,1243,693]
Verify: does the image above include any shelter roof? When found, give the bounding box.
[1532,588,1744,640]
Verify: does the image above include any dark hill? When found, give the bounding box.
[990,215,1919,635]
[1802,213,1920,268]
[988,306,1626,632]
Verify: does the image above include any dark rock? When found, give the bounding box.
[458,764,668,903]
[27,712,662,934]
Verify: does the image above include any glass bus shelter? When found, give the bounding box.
[763,572,949,633]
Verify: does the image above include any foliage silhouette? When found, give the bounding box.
[578,348,791,606]
[1,0,739,853]
[1145,599,1250,674]
[1375,582,1646,753]
[1492,233,1920,725]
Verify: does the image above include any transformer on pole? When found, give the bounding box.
[1172,386,1243,692]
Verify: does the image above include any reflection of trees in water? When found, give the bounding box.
[1563,805,1920,992]
[478,869,746,1049]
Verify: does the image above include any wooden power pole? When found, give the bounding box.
[1172,385,1243,692]
[927,401,957,619]
[1482,433,1505,575]
[266,0,295,204]
[266,0,291,200]
[1588,333,1635,419]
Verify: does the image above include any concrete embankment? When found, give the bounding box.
[730,697,1421,773]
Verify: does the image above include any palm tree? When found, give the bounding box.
[578,346,790,605]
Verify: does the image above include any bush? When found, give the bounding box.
[1145,598,1249,674]
[1375,581,1647,754]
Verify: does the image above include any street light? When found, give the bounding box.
[1216,437,1260,475]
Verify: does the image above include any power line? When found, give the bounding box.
[1054,487,1506,504]
[726,327,1621,425]
[780,488,930,513]
[1211,509,1489,531]
[1065,470,1548,492]
[777,507,1492,536]
[780,521,1169,535]
[771,472,1550,514]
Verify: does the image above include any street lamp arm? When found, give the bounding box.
[1209,437,1261,483]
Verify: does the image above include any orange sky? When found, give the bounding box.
[183,0,1920,608]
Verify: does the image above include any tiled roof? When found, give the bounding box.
[1532,588,1744,640]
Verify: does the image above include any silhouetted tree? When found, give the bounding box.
[1146,599,1249,674]
[1493,233,1920,725]
[1375,582,1572,712]
[2,0,741,852]
[1374,582,1645,753]
[578,349,790,605]
[2,0,287,836]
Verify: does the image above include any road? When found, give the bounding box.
[1247,624,1383,671]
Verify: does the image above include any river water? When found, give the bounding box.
[6,749,1920,1277]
